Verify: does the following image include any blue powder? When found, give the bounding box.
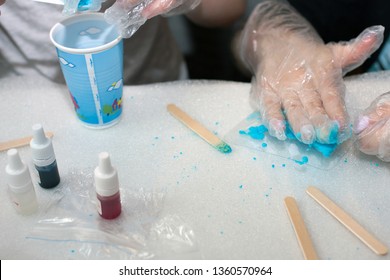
[261,143,268,148]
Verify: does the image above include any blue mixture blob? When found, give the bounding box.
[241,124,338,158]
[321,123,339,144]
[239,125,268,140]
[285,124,338,157]
[294,156,309,165]
[78,0,97,11]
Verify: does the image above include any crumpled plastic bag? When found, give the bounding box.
[27,167,199,259]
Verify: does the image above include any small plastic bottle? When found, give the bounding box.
[5,149,38,214]
[94,152,121,219]
[30,124,60,189]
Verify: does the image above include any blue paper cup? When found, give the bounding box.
[50,13,123,129]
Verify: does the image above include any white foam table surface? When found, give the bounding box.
[0,72,389,260]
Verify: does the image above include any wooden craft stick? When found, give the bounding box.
[306,186,388,256]
[0,132,54,152]
[284,196,319,260]
[167,104,232,154]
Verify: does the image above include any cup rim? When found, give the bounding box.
[49,12,122,54]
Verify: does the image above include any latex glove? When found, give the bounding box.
[63,0,105,15]
[239,0,384,145]
[104,0,201,38]
[354,92,390,162]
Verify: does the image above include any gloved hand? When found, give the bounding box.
[354,92,390,162]
[239,0,384,145]
[104,0,201,38]
[63,0,105,15]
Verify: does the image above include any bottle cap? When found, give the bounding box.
[6,149,33,193]
[94,152,120,197]
[30,124,55,166]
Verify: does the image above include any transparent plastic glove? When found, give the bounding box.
[63,0,105,15]
[354,92,390,162]
[105,0,201,38]
[239,0,384,145]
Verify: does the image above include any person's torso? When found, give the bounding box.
[0,0,183,84]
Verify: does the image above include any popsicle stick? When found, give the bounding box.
[284,197,319,260]
[306,186,388,256]
[167,104,232,154]
[0,132,54,152]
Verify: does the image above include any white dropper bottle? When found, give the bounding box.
[5,149,38,214]
[30,124,60,189]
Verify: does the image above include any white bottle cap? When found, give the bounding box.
[30,124,55,166]
[6,149,33,193]
[94,152,119,197]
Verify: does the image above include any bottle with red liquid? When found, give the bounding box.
[94,152,121,219]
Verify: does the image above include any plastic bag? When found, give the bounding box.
[27,167,198,259]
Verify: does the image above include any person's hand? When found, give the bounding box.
[354,92,390,162]
[105,0,201,38]
[239,0,384,145]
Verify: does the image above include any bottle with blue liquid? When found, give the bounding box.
[30,124,60,189]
